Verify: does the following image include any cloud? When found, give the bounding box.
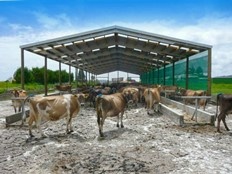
[33,12,74,30]
[0,13,232,81]
[109,15,232,77]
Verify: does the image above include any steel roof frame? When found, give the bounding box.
[20,25,212,76]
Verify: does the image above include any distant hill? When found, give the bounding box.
[212,76,232,84]
[213,75,232,78]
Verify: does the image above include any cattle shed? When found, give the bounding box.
[20,25,212,94]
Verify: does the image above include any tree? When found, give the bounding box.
[13,66,73,84]
[77,69,86,82]
[31,67,44,84]
[14,67,33,84]
[196,66,203,76]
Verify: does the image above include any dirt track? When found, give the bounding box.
[0,100,232,174]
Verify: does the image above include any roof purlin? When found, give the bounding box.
[20,26,212,75]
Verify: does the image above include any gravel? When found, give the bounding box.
[0,100,231,174]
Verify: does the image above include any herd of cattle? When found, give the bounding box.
[9,84,232,138]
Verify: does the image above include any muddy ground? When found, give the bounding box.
[0,99,232,174]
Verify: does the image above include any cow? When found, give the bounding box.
[179,88,208,110]
[75,93,87,106]
[216,93,232,133]
[87,86,115,107]
[55,84,72,94]
[143,86,162,115]
[161,85,178,99]
[11,89,27,113]
[88,88,103,107]
[122,87,139,107]
[138,85,146,103]
[26,94,81,138]
[95,92,132,137]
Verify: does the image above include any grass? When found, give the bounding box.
[0,82,55,95]
[0,78,231,95]
[211,83,232,95]
[211,78,232,95]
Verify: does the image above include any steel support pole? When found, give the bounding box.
[208,48,212,95]
[69,65,71,84]
[21,49,25,89]
[44,56,48,96]
[186,57,189,89]
[59,62,61,85]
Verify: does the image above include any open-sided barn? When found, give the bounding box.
[20,26,212,94]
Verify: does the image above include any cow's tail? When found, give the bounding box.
[215,93,222,121]
[148,88,153,109]
[96,96,103,118]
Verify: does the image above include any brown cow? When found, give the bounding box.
[138,85,146,103]
[26,94,80,138]
[95,92,132,137]
[11,89,27,113]
[122,87,139,107]
[75,93,88,106]
[216,94,232,133]
[143,86,162,115]
[55,84,72,94]
[179,89,208,110]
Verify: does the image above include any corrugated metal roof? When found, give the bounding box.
[20,25,212,75]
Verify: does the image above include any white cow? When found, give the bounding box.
[26,94,81,138]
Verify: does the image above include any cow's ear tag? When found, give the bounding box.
[98,94,103,97]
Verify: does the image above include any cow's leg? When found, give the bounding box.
[28,116,34,137]
[120,111,124,128]
[98,116,103,137]
[99,117,106,137]
[66,116,73,134]
[154,103,161,115]
[97,109,103,137]
[222,115,230,131]
[217,113,223,133]
[36,116,47,138]
[69,117,74,133]
[146,101,150,114]
[117,115,120,127]
[14,106,17,113]
[153,102,158,113]
[97,114,101,127]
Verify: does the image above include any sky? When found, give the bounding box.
[0,0,232,81]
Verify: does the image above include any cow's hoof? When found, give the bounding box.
[67,130,73,134]
[41,133,48,138]
[26,137,33,143]
[98,136,105,141]
[121,125,124,128]
[116,124,119,127]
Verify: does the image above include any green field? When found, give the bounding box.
[211,78,232,94]
[0,82,55,94]
[0,77,231,95]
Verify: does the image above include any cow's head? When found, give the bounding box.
[123,90,134,104]
[10,89,20,97]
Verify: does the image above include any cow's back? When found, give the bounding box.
[144,87,161,102]
[96,93,126,117]
[29,94,80,121]
[218,94,232,113]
